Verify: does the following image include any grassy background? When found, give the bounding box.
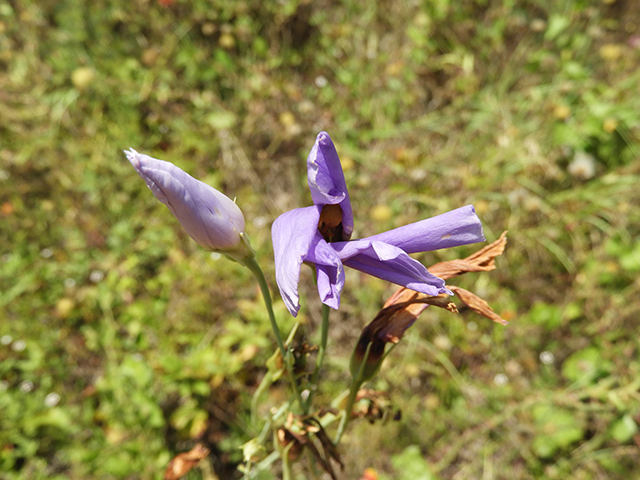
[2,0,640,478]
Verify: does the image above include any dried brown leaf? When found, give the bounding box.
[367,292,457,344]
[448,286,509,325]
[429,231,508,280]
[292,428,336,480]
[382,286,422,309]
[278,419,343,480]
[355,232,508,376]
[164,443,209,480]
[354,389,389,403]
[305,418,344,472]
[277,428,305,461]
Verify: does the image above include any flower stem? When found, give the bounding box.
[304,303,331,413]
[251,370,273,429]
[273,429,293,480]
[333,378,362,446]
[333,342,372,445]
[243,256,305,411]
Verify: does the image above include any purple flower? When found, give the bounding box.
[126,149,245,252]
[272,132,485,317]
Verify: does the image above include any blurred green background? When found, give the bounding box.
[2,0,640,478]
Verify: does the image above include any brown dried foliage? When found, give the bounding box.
[164,443,209,480]
[429,230,508,281]
[367,231,509,345]
[277,415,343,480]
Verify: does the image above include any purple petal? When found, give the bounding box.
[272,206,321,317]
[306,132,354,240]
[305,234,345,310]
[333,240,452,297]
[361,205,484,253]
[125,149,245,251]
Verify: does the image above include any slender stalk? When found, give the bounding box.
[333,377,361,445]
[251,371,273,429]
[304,303,331,413]
[243,256,305,411]
[333,342,373,445]
[282,445,292,480]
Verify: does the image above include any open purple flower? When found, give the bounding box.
[126,149,246,252]
[272,132,485,317]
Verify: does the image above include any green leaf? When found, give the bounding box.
[610,415,638,443]
[391,445,438,480]
[23,408,75,435]
[528,302,563,330]
[561,347,609,384]
[206,110,237,130]
[241,438,267,463]
[619,242,640,272]
[545,15,570,41]
[532,405,584,458]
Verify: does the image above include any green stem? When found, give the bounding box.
[333,378,360,445]
[274,429,293,480]
[251,371,273,429]
[243,256,305,411]
[304,303,331,413]
[333,342,372,445]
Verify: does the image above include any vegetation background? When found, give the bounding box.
[2,0,640,478]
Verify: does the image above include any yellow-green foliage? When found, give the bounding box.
[1,0,640,478]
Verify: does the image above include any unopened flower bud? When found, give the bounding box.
[125,149,246,253]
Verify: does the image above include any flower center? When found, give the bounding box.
[318,204,343,242]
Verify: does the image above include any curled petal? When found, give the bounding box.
[362,205,485,253]
[305,235,345,310]
[307,132,354,240]
[272,206,321,317]
[333,240,452,297]
[125,149,245,251]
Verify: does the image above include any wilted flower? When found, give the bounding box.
[350,290,458,382]
[272,132,485,317]
[351,232,509,381]
[348,389,397,424]
[125,149,246,252]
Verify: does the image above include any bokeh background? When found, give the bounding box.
[2,0,640,478]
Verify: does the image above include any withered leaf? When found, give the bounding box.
[350,389,394,424]
[448,286,508,325]
[361,231,509,346]
[366,292,457,345]
[278,419,343,480]
[164,443,209,480]
[429,231,508,280]
[355,231,508,379]
[289,427,336,480]
[277,428,305,461]
[305,418,344,472]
